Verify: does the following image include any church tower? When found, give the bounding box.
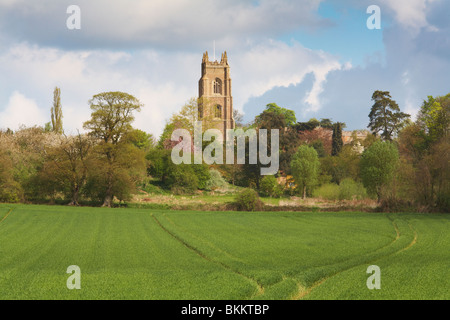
[198,51,235,139]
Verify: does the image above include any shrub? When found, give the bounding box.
[234,188,263,212]
[205,169,228,191]
[313,183,340,200]
[260,175,282,198]
[338,178,368,200]
[165,164,199,195]
[313,179,368,201]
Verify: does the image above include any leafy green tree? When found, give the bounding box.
[417,94,450,144]
[84,143,146,204]
[397,93,449,211]
[360,141,399,201]
[368,91,410,141]
[256,103,296,127]
[291,145,320,199]
[51,87,63,134]
[83,92,144,207]
[38,134,93,206]
[124,128,155,157]
[0,150,23,203]
[260,175,279,198]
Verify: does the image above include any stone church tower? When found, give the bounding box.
[198,51,235,139]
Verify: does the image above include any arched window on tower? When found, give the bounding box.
[215,105,222,119]
[213,78,222,95]
[198,105,203,120]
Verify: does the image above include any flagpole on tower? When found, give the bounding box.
[213,40,216,62]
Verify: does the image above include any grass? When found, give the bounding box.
[0,204,448,300]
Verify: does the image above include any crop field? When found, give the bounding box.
[0,204,448,300]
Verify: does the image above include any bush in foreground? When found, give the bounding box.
[233,188,263,212]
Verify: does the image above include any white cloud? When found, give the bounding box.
[0,0,326,49]
[0,91,46,130]
[380,0,440,34]
[0,43,200,137]
[0,40,344,137]
[232,41,342,114]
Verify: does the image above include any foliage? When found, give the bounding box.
[256,103,296,127]
[290,145,320,199]
[84,143,147,203]
[368,90,410,141]
[360,141,399,201]
[331,122,343,156]
[417,94,450,145]
[338,178,368,200]
[233,188,263,211]
[51,87,63,134]
[83,92,144,207]
[164,164,200,195]
[0,151,23,203]
[260,175,283,198]
[37,134,93,205]
[313,179,368,200]
[312,183,340,200]
[205,169,228,191]
[124,129,155,152]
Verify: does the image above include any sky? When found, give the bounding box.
[0,0,449,137]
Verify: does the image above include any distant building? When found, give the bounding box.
[198,51,235,139]
[342,130,370,145]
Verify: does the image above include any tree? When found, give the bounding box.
[83,92,144,207]
[124,128,154,152]
[368,91,410,141]
[360,141,399,201]
[158,97,216,149]
[51,87,64,134]
[320,118,334,129]
[0,149,23,203]
[256,103,296,127]
[290,145,320,199]
[233,109,245,128]
[398,94,450,211]
[260,175,282,198]
[331,122,344,156]
[417,94,450,145]
[38,133,93,205]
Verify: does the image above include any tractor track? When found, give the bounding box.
[151,213,265,297]
[291,217,418,300]
[0,208,14,225]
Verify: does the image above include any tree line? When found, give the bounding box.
[0,88,448,212]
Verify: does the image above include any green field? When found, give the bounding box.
[0,204,448,300]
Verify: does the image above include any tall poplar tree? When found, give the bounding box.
[51,87,64,134]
